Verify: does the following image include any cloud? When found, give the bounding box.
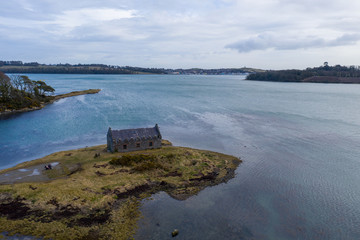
[328,34,360,46]
[226,33,360,53]
[0,7,142,41]
[50,8,138,33]
[1,0,360,68]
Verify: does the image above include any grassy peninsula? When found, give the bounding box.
[246,63,360,83]
[0,140,241,239]
[0,89,101,117]
[0,71,101,117]
[51,89,101,101]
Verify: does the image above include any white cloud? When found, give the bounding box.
[0,7,141,41]
[19,0,35,12]
[50,8,138,34]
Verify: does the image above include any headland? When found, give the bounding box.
[0,140,241,239]
[0,89,101,118]
[246,64,360,83]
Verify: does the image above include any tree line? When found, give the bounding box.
[0,60,261,75]
[0,71,55,111]
[246,64,360,82]
[0,61,167,74]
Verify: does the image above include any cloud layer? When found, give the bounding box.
[0,0,360,69]
[226,33,360,52]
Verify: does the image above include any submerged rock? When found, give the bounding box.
[171,229,179,237]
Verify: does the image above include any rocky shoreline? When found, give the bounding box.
[0,165,237,225]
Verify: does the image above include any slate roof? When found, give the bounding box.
[109,124,161,141]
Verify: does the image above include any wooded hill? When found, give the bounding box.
[246,64,360,83]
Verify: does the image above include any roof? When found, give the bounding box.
[109,124,161,141]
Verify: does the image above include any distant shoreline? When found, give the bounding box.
[246,64,360,84]
[0,61,261,75]
[0,89,101,118]
[248,76,360,84]
[299,76,360,84]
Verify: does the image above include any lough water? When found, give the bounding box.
[1,74,360,239]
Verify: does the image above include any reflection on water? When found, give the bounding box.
[1,74,360,239]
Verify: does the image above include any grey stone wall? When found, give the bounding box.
[107,128,114,152]
[113,137,161,153]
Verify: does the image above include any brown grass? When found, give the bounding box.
[0,140,241,239]
[53,89,101,101]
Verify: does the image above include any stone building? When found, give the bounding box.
[107,124,162,153]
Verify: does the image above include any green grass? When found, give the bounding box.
[0,140,241,240]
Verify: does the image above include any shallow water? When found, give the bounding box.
[1,74,360,239]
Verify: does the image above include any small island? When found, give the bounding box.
[0,140,241,239]
[0,71,101,117]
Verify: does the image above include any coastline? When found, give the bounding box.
[0,141,241,239]
[246,76,360,84]
[0,89,101,118]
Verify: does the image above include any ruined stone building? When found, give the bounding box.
[107,124,162,153]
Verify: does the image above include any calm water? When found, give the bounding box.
[1,74,360,239]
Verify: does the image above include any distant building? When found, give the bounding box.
[107,124,162,153]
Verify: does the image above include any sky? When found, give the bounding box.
[1,0,360,69]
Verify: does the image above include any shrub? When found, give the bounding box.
[109,154,157,166]
[133,161,163,172]
[109,154,163,172]
[164,153,176,160]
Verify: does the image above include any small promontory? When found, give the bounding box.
[0,88,101,118]
[0,140,241,239]
[0,72,101,118]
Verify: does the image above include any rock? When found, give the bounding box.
[171,229,179,237]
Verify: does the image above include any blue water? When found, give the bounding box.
[1,74,360,239]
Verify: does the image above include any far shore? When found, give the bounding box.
[0,89,101,118]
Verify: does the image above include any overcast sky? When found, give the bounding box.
[1,0,360,69]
